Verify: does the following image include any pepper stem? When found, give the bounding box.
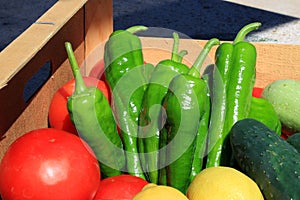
[126,25,148,34]
[188,38,220,77]
[233,22,262,44]
[171,32,188,63]
[177,50,188,63]
[65,42,87,95]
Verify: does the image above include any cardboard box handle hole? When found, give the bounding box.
[23,61,52,102]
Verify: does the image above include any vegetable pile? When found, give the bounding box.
[0,22,300,200]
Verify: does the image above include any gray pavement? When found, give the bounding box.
[1,0,300,52]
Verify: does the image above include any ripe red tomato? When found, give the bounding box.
[281,132,288,140]
[93,174,148,200]
[281,126,297,139]
[48,76,110,134]
[252,87,264,98]
[0,128,100,200]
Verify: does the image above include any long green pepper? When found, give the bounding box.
[138,32,190,184]
[206,22,261,167]
[189,73,211,182]
[65,42,126,178]
[104,26,154,179]
[162,38,220,194]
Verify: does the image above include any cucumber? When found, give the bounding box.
[262,79,300,132]
[286,133,300,152]
[230,118,300,200]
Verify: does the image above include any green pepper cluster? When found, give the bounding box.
[64,22,281,195]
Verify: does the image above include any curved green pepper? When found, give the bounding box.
[206,22,261,168]
[248,97,282,135]
[163,38,220,194]
[189,73,211,182]
[138,32,189,184]
[65,42,125,178]
[104,26,154,179]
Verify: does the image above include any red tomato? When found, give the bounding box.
[0,128,100,200]
[48,76,110,134]
[281,132,288,140]
[252,87,264,98]
[93,174,148,200]
[281,126,297,139]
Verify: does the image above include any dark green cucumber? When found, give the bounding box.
[230,118,300,200]
[286,133,300,152]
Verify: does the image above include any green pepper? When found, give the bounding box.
[104,26,154,179]
[65,42,125,178]
[104,25,152,89]
[248,97,282,135]
[206,22,261,168]
[162,38,220,194]
[189,73,211,183]
[138,32,190,184]
[158,127,168,185]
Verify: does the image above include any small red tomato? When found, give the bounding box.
[48,76,110,134]
[252,87,264,98]
[281,132,288,140]
[93,174,148,200]
[281,126,297,139]
[0,128,100,200]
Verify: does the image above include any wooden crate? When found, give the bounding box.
[0,0,300,161]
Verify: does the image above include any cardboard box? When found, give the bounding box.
[0,0,112,159]
[0,0,300,161]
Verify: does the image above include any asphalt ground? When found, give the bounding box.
[1,0,300,52]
